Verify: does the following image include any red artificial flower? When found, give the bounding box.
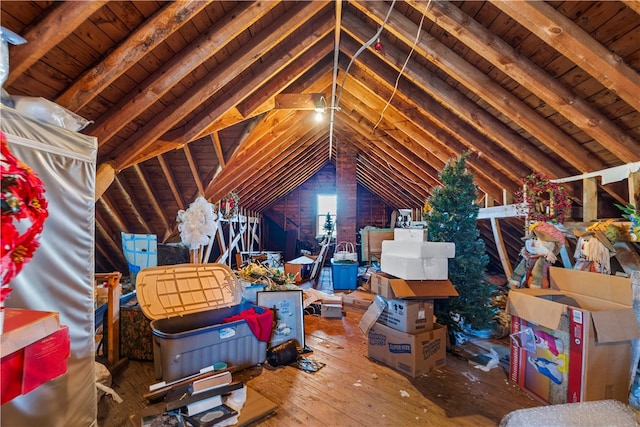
[1,131,49,296]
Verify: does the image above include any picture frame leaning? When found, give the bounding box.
[257,289,305,348]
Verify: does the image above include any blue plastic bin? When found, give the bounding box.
[331,259,358,290]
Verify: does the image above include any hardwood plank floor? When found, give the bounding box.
[97,309,540,426]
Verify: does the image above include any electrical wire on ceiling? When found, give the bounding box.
[334,0,397,110]
[373,0,432,133]
[329,0,342,159]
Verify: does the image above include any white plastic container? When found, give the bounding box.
[136,264,268,381]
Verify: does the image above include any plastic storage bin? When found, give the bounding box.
[331,259,358,290]
[136,264,268,381]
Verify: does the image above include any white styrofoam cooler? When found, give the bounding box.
[380,254,449,280]
[381,240,455,258]
[393,228,429,242]
[136,263,268,381]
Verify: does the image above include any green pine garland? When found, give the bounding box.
[423,153,496,339]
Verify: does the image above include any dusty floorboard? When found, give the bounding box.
[97,309,539,427]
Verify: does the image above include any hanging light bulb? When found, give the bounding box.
[374,38,383,51]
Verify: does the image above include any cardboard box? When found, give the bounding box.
[321,303,343,318]
[393,228,428,242]
[378,298,434,333]
[341,290,374,313]
[381,254,449,280]
[1,309,60,358]
[368,322,447,378]
[369,272,459,300]
[507,267,640,404]
[284,255,315,283]
[1,325,70,404]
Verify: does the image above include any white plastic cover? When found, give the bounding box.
[1,105,97,426]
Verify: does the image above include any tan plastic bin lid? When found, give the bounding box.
[135,263,242,320]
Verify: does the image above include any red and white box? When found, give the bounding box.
[1,309,70,404]
[508,267,640,404]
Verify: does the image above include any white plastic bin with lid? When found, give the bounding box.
[136,263,269,381]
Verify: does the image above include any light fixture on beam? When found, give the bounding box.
[314,95,327,122]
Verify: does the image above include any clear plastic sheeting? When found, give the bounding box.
[12,96,93,131]
[500,400,639,427]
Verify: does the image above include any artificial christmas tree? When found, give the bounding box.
[423,153,496,341]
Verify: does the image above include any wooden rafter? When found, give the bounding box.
[351,1,605,173]
[419,0,640,163]
[56,1,209,112]
[5,1,107,86]
[491,0,640,113]
[87,1,277,146]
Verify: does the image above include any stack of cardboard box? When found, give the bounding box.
[360,229,458,378]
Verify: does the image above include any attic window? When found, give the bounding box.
[317,194,336,237]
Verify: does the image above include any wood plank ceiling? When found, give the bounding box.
[1,1,639,273]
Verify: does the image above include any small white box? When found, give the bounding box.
[321,303,343,318]
[380,254,448,280]
[393,228,429,242]
[381,241,455,259]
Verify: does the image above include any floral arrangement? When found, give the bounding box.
[235,262,297,291]
[177,196,216,262]
[513,171,572,224]
[217,191,239,220]
[1,131,49,302]
[615,203,640,241]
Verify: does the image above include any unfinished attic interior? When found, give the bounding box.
[1,0,639,426]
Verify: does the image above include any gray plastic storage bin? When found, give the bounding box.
[136,264,268,381]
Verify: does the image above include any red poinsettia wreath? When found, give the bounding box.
[1,131,49,302]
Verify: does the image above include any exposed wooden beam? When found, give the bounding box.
[112,175,153,234]
[621,1,640,15]
[86,1,277,146]
[98,195,128,233]
[419,0,640,163]
[341,12,571,180]
[210,132,225,169]
[186,13,334,143]
[157,154,185,212]
[112,2,332,170]
[96,220,126,272]
[183,144,204,196]
[132,164,171,232]
[491,0,640,113]
[96,161,116,200]
[5,1,107,86]
[56,1,209,112]
[352,1,604,173]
